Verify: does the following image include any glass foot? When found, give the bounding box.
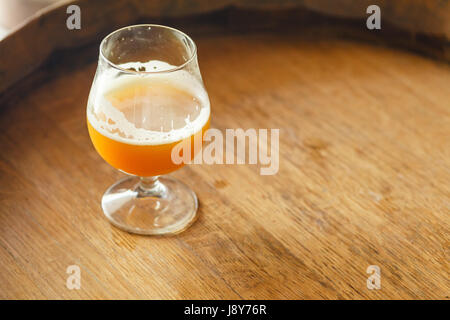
[101,176,198,235]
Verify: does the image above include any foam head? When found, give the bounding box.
[87,60,210,145]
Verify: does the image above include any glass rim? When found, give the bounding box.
[99,24,198,75]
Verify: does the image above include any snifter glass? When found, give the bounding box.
[87,25,210,235]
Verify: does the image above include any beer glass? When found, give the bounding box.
[87,25,210,235]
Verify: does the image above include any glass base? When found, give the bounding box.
[101,176,198,235]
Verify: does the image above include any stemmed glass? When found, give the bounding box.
[87,25,210,235]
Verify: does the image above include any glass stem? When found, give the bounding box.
[137,176,167,198]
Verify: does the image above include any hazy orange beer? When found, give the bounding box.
[87,72,210,177]
[88,79,209,177]
[87,121,209,177]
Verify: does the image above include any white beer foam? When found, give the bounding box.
[87,60,210,145]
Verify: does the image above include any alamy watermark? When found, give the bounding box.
[171,128,280,175]
[366,5,381,30]
[366,265,381,290]
[66,5,81,30]
[66,265,81,290]
[68,5,381,31]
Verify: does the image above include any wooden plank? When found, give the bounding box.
[0,32,448,299]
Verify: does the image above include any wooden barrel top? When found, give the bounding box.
[0,1,449,299]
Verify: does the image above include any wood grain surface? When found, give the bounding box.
[0,31,449,299]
